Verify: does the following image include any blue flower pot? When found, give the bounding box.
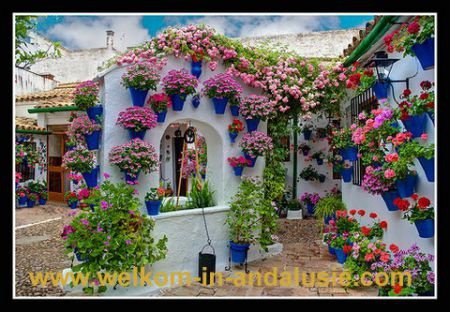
[191,60,202,78]
[335,248,347,264]
[245,118,260,132]
[402,113,427,138]
[244,153,257,168]
[39,198,47,205]
[341,146,358,161]
[307,203,315,215]
[212,97,228,114]
[69,201,78,209]
[412,37,434,70]
[124,171,140,184]
[324,213,336,225]
[328,245,336,256]
[82,168,98,188]
[27,199,35,208]
[230,241,250,263]
[395,175,417,198]
[371,161,382,168]
[230,105,239,117]
[427,111,434,125]
[171,94,186,111]
[318,175,326,183]
[233,166,244,176]
[415,219,434,238]
[192,95,200,108]
[201,173,206,180]
[341,167,353,183]
[229,132,238,143]
[302,149,309,156]
[390,121,399,129]
[90,204,95,212]
[316,158,324,166]
[74,248,88,262]
[86,105,103,122]
[84,130,101,150]
[418,157,434,182]
[381,190,400,211]
[156,110,167,123]
[372,81,389,100]
[67,145,75,151]
[18,197,27,206]
[129,87,148,107]
[128,129,146,140]
[303,129,312,141]
[145,200,162,216]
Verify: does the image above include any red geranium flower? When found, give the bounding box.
[393,284,403,294]
[361,226,371,236]
[380,221,388,229]
[364,253,374,262]
[426,101,434,109]
[418,197,431,209]
[343,244,353,254]
[389,244,399,253]
[420,80,432,90]
[402,89,412,97]
[349,209,357,216]
[411,193,419,200]
[407,21,420,34]
[419,93,429,100]
[357,209,366,216]
[369,212,378,219]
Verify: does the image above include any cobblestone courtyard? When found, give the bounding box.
[15,203,377,297]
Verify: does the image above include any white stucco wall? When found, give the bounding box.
[15,67,58,96]
[341,51,435,256]
[99,55,267,207]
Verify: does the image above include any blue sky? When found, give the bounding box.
[36,15,373,51]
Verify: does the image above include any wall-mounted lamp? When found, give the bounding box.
[366,51,410,89]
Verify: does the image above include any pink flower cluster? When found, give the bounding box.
[239,94,276,121]
[387,132,413,147]
[239,131,274,158]
[300,192,321,205]
[121,61,161,90]
[372,108,394,129]
[68,172,83,182]
[147,93,172,112]
[73,80,99,98]
[227,156,251,168]
[67,115,101,137]
[161,69,199,96]
[62,146,96,173]
[77,188,90,200]
[116,45,168,69]
[116,107,157,132]
[108,138,159,177]
[361,166,393,195]
[201,73,243,100]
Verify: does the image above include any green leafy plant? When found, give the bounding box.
[145,187,166,202]
[311,151,326,160]
[331,128,354,150]
[62,180,168,295]
[314,196,346,220]
[27,193,38,201]
[185,179,216,209]
[64,191,78,205]
[297,165,320,182]
[287,199,302,211]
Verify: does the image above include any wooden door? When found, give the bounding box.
[47,126,69,202]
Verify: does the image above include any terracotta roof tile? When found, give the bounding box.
[15,117,47,132]
[342,17,379,57]
[15,82,80,109]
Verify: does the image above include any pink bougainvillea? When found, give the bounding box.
[239,94,276,121]
[239,131,274,158]
[161,69,199,96]
[116,107,158,132]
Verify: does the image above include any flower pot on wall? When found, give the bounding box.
[287,209,302,220]
[328,245,336,256]
[229,241,250,263]
[316,158,324,166]
[233,166,244,176]
[129,87,148,107]
[341,146,358,161]
[372,81,389,100]
[192,95,200,108]
[402,113,427,138]
[86,105,103,122]
[82,168,98,188]
[69,201,78,209]
[318,175,326,183]
[427,112,434,125]
[230,105,239,117]
[303,129,312,141]
[128,129,146,140]
[156,110,167,123]
[412,37,434,70]
[381,190,400,211]
[190,60,202,78]
[26,199,35,208]
[84,130,101,150]
[243,153,257,168]
[171,94,186,111]
[418,157,434,182]
[229,132,238,143]
[302,150,310,156]
[395,175,417,198]
[124,172,140,184]
[245,118,260,132]
[145,200,162,216]
[334,248,347,264]
[341,167,353,183]
[212,97,228,114]
[414,219,434,238]
[18,197,27,206]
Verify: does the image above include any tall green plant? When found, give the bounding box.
[185,179,216,209]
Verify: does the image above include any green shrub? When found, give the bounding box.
[185,179,216,209]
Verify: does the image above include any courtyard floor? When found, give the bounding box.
[15,203,377,297]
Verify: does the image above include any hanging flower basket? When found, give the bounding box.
[341,167,353,183]
[418,157,434,182]
[244,153,257,168]
[229,241,250,263]
[86,105,103,122]
[372,81,389,100]
[128,129,146,140]
[129,87,149,107]
[212,97,229,114]
[229,132,238,143]
[233,166,244,176]
[412,37,434,70]
[381,190,400,211]
[230,105,239,117]
[395,174,417,198]
[190,60,202,78]
[170,94,187,111]
[145,200,162,216]
[162,69,198,111]
[84,130,101,150]
[415,219,434,238]
[82,167,98,188]
[124,171,140,184]
[402,113,427,138]
[245,118,260,132]
[156,110,167,123]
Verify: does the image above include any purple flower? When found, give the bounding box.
[125,239,132,245]
[101,201,109,210]
[103,172,110,179]
[104,241,109,246]
[96,226,103,232]
[427,271,435,284]
[80,219,89,226]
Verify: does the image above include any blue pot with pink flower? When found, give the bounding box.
[212,97,228,114]
[84,130,101,150]
[230,105,240,117]
[341,146,358,161]
[415,219,434,238]
[341,167,353,183]
[245,118,260,132]
[171,94,186,111]
[82,167,98,188]
[233,166,244,176]
[124,171,140,184]
[402,113,427,138]
[156,110,167,123]
[395,174,417,198]
[244,153,257,168]
[128,129,146,140]
[306,203,315,215]
[86,105,103,122]
[191,60,202,78]
[129,87,148,107]
[412,37,434,70]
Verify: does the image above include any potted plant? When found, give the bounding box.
[360,165,399,211]
[73,80,102,122]
[382,156,418,198]
[286,199,302,220]
[298,165,320,182]
[16,187,28,206]
[39,191,48,205]
[202,73,242,115]
[312,151,326,165]
[68,115,102,151]
[239,131,273,168]
[345,65,378,97]
[395,195,434,238]
[239,94,275,131]
[145,186,166,216]
[301,124,313,141]
[341,161,353,183]
[162,69,199,111]
[121,61,161,106]
[165,182,174,197]
[190,53,203,79]
[64,191,78,209]
[116,107,158,140]
[329,234,352,264]
[26,193,37,208]
[147,93,172,123]
[384,16,435,70]
[109,138,159,184]
[227,156,250,176]
[68,172,83,185]
[300,192,321,215]
[397,139,434,182]
[314,195,346,225]
[298,143,311,156]
[227,119,244,143]
[62,146,97,188]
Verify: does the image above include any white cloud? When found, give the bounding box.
[45,16,150,51]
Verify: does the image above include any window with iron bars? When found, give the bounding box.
[16,142,36,181]
[349,88,379,186]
